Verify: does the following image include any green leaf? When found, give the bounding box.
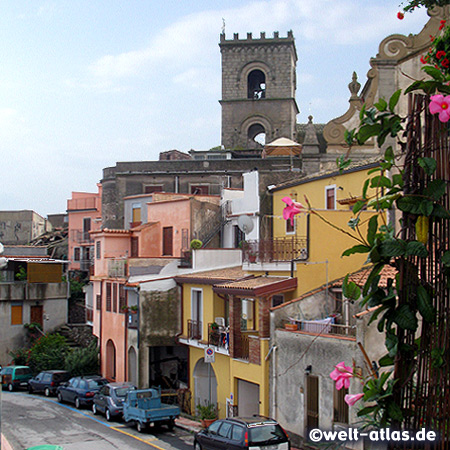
[367,216,378,246]
[342,274,362,301]
[423,65,444,82]
[392,304,418,331]
[417,285,435,322]
[357,405,378,417]
[357,124,382,145]
[386,331,398,357]
[405,241,428,258]
[363,264,384,297]
[389,90,402,112]
[380,239,406,258]
[419,199,434,217]
[352,200,366,215]
[442,250,450,267]
[362,178,370,199]
[370,175,392,189]
[397,196,424,215]
[404,80,427,94]
[392,173,403,188]
[342,244,370,257]
[424,179,446,201]
[432,204,450,219]
[378,354,394,367]
[387,400,403,422]
[374,98,388,112]
[418,157,437,176]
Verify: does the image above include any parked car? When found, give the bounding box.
[57,375,108,409]
[92,382,136,421]
[193,416,290,450]
[0,365,33,391]
[28,370,71,397]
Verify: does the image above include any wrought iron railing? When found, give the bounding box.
[239,333,249,360]
[293,320,356,337]
[107,259,127,278]
[188,319,202,340]
[70,229,93,244]
[208,323,228,350]
[243,237,308,263]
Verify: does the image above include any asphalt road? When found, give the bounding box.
[1,390,194,450]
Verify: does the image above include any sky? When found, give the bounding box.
[0,1,429,217]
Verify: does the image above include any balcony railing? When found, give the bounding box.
[239,333,249,361]
[70,230,93,244]
[67,197,98,211]
[208,323,229,350]
[107,259,128,278]
[188,319,202,340]
[243,237,308,263]
[293,319,356,337]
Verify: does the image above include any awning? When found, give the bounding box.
[213,275,297,297]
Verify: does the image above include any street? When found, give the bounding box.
[1,391,194,449]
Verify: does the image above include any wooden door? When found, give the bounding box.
[30,305,43,328]
[163,227,173,256]
[306,375,319,431]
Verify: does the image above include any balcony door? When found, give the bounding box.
[191,289,203,339]
[30,305,43,329]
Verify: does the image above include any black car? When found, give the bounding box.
[194,416,290,450]
[57,375,108,409]
[28,370,71,397]
[92,382,136,421]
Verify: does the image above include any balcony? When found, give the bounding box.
[288,319,356,338]
[107,259,128,278]
[67,197,98,211]
[70,230,93,244]
[188,319,202,340]
[207,323,229,350]
[242,237,308,264]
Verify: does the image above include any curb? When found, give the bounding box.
[1,433,13,450]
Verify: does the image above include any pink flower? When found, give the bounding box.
[429,94,450,122]
[282,197,304,226]
[330,361,353,390]
[344,393,364,406]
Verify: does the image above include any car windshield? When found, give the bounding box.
[115,386,136,397]
[87,379,107,389]
[15,368,31,375]
[249,423,286,445]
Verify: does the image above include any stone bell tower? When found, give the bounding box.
[219,31,299,150]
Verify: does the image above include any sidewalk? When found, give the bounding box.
[1,433,13,450]
[175,416,302,450]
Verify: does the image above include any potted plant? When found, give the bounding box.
[248,250,257,263]
[197,402,218,428]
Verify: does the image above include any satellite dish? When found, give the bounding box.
[237,215,254,234]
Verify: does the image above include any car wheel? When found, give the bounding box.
[136,422,145,433]
[92,403,98,415]
[194,442,202,450]
[75,397,81,409]
[8,383,14,392]
[44,388,51,397]
[28,385,33,394]
[57,392,63,403]
[167,419,175,431]
[105,409,112,422]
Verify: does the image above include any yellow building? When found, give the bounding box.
[175,267,296,419]
[176,161,382,420]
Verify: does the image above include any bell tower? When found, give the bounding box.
[219,31,299,150]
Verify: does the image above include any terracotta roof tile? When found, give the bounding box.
[175,266,248,283]
[216,276,291,290]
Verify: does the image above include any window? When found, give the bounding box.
[96,294,102,311]
[241,299,255,331]
[231,425,245,441]
[272,295,284,308]
[333,386,349,424]
[218,421,232,438]
[73,247,81,261]
[106,283,112,312]
[113,283,118,313]
[286,217,295,234]
[96,241,101,259]
[131,203,141,224]
[190,185,209,195]
[144,185,163,194]
[248,69,266,99]
[83,217,91,241]
[208,420,222,435]
[119,285,127,312]
[191,289,203,339]
[11,303,23,325]
[131,237,139,257]
[326,185,336,210]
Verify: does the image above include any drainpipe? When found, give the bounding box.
[99,281,103,375]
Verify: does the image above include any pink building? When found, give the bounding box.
[90,194,221,383]
[67,184,102,274]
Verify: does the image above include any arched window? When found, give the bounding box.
[247,123,266,148]
[247,70,266,99]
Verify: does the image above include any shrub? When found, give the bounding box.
[190,239,203,249]
[28,333,69,374]
[64,340,99,376]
